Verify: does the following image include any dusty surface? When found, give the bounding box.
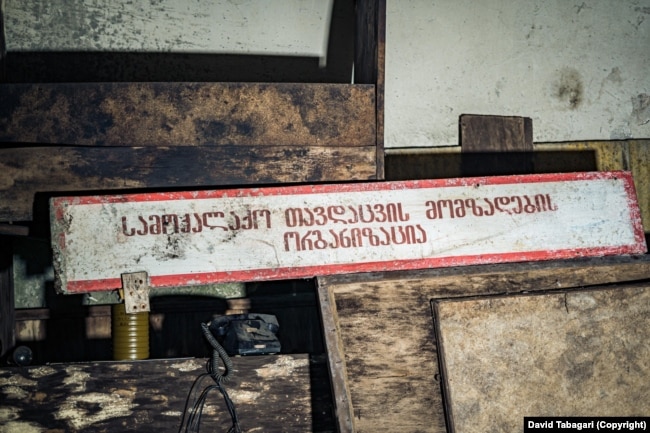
[435,284,650,432]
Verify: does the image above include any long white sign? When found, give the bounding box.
[50,172,646,294]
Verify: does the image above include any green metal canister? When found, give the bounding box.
[111,302,149,360]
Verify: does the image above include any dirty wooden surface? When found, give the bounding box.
[0,144,378,222]
[0,245,14,358]
[460,114,534,176]
[435,283,650,433]
[0,354,334,432]
[354,0,385,180]
[0,82,375,147]
[317,255,650,433]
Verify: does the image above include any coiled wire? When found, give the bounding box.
[178,322,241,433]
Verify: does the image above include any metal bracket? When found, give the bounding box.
[121,271,150,314]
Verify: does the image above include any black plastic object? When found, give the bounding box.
[208,313,281,356]
[12,346,33,366]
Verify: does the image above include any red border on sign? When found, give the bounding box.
[63,244,647,293]
[53,171,648,293]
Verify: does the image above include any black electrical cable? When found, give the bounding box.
[178,322,241,433]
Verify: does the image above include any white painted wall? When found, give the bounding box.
[385,0,650,147]
[4,0,650,146]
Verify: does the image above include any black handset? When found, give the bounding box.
[208,313,281,356]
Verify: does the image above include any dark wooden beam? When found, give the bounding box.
[0,144,378,222]
[317,255,650,432]
[0,82,375,147]
[354,0,385,180]
[0,1,5,82]
[0,354,335,432]
[460,114,534,176]
[0,241,14,358]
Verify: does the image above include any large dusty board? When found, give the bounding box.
[433,284,650,433]
[316,256,650,433]
[50,171,646,294]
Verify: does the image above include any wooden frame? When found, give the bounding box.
[316,255,650,432]
[0,0,386,223]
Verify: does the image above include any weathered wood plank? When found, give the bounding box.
[354,0,385,180]
[460,114,534,176]
[0,242,14,358]
[354,0,378,85]
[0,144,378,222]
[375,0,386,181]
[460,114,533,153]
[0,82,376,147]
[630,140,650,235]
[317,255,650,432]
[0,1,6,83]
[434,283,650,432]
[318,284,354,433]
[0,354,334,432]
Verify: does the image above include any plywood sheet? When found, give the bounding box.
[434,284,650,433]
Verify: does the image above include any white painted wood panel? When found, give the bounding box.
[50,172,646,294]
[5,0,332,60]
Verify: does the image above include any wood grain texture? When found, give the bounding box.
[629,140,650,234]
[435,283,650,432]
[0,243,14,358]
[0,82,375,147]
[317,255,650,432]
[0,144,378,222]
[354,0,385,180]
[460,114,533,153]
[460,114,533,176]
[0,354,334,432]
[318,284,354,433]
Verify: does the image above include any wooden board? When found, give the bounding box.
[0,244,14,358]
[460,114,533,176]
[316,255,650,433]
[0,82,375,147]
[50,171,646,294]
[0,354,334,432]
[434,283,650,433]
[460,114,533,153]
[0,144,378,222]
[355,0,386,179]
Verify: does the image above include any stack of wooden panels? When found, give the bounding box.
[317,256,650,432]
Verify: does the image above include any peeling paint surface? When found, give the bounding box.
[5,0,332,60]
[50,172,646,293]
[0,355,328,431]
